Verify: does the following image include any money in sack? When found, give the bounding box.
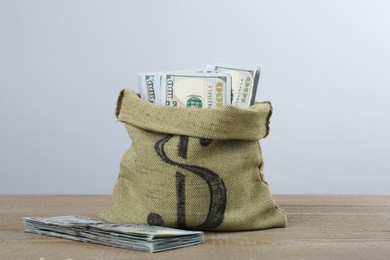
[100,89,287,231]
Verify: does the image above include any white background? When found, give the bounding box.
[1,0,389,194]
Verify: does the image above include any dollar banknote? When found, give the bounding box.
[160,72,232,108]
[212,64,261,108]
[23,215,204,253]
[138,72,158,104]
[138,69,208,105]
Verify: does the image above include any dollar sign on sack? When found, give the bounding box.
[148,135,227,230]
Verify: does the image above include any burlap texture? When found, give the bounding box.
[99,89,287,231]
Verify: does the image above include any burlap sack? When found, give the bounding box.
[99,89,287,231]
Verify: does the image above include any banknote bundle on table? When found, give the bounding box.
[23,216,204,253]
[138,63,261,108]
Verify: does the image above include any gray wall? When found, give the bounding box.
[1,0,389,194]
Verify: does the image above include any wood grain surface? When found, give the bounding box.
[1,195,389,259]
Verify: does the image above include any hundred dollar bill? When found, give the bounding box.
[138,72,159,104]
[161,72,232,108]
[23,215,204,253]
[212,64,261,108]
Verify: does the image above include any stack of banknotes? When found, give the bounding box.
[23,216,204,253]
[138,63,261,108]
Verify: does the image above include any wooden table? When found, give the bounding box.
[1,195,390,259]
